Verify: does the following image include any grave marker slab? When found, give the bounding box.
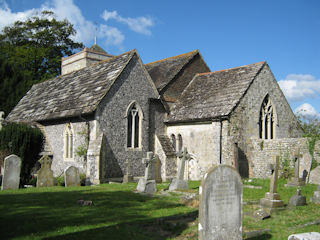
[1,155,21,190]
[122,159,133,183]
[136,152,158,193]
[310,185,320,204]
[289,189,307,207]
[37,155,54,187]
[169,147,190,191]
[199,165,243,240]
[309,166,320,185]
[64,166,80,187]
[286,155,305,187]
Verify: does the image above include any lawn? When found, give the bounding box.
[0,179,319,240]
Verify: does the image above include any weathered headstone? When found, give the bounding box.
[309,166,320,185]
[155,156,162,183]
[288,232,320,240]
[314,140,320,164]
[169,147,190,191]
[1,155,21,190]
[0,111,4,131]
[286,155,305,187]
[310,185,320,204]
[37,155,54,187]
[64,166,80,187]
[199,165,243,240]
[260,156,284,211]
[122,159,133,183]
[289,189,307,207]
[136,152,158,193]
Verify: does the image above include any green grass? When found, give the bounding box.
[0,180,319,240]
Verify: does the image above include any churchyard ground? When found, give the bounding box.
[0,179,319,240]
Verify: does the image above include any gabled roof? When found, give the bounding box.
[7,50,137,122]
[145,50,199,92]
[167,61,266,123]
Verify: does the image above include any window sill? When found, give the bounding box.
[126,147,142,152]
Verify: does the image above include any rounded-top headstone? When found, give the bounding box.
[199,165,243,240]
[1,154,21,190]
[64,166,80,187]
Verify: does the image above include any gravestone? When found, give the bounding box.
[169,147,190,191]
[122,159,133,183]
[286,155,305,187]
[136,152,158,193]
[199,165,242,240]
[155,157,162,183]
[314,140,320,164]
[309,166,320,185]
[288,232,320,240]
[310,185,320,204]
[0,111,4,131]
[1,155,21,190]
[260,156,284,211]
[289,189,307,207]
[37,155,54,187]
[64,166,80,187]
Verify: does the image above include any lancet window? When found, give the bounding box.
[127,102,142,148]
[259,95,276,139]
[64,123,74,160]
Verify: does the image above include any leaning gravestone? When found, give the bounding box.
[37,155,54,187]
[199,165,243,240]
[136,152,158,193]
[64,166,80,187]
[309,166,320,185]
[169,147,190,191]
[1,155,21,190]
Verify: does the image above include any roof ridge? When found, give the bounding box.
[145,50,198,66]
[197,61,266,76]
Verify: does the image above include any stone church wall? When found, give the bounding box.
[43,119,91,177]
[166,122,221,175]
[96,54,159,178]
[247,138,310,178]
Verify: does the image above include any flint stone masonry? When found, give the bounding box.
[1,155,21,190]
[309,166,320,185]
[247,138,309,178]
[64,166,80,187]
[37,155,54,187]
[199,165,242,240]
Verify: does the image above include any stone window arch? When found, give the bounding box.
[171,134,176,152]
[64,123,74,160]
[177,134,183,152]
[259,95,276,139]
[126,102,143,148]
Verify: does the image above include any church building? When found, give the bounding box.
[6,45,310,184]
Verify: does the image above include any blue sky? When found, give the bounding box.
[1,0,320,118]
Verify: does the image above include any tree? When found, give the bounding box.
[0,11,84,114]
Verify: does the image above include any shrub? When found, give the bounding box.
[80,173,86,186]
[0,122,43,185]
[54,175,65,186]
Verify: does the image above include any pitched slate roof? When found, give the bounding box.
[167,62,266,123]
[7,50,136,122]
[157,134,176,157]
[145,50,199,92]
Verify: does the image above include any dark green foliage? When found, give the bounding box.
[0,11,83,115]
[54,175,65,186]
[0,123,43,184]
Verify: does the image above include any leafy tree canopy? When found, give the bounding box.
[0,11,84,115]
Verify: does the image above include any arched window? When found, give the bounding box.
[127,102,142,148]
[64,123,74,160]
[177,134,183,152]
[171,134,176,152]
[259,95,276,139]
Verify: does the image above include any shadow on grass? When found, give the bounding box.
[246,233,272,240]
[0,187,195,240]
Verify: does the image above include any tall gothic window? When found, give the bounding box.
[64,123,74,160]
[171,134,176,152]
[127,103,142,148]
[259,95,275,139]
[177,134,183,152]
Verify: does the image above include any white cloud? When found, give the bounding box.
[99,24,124,51]
[102,10,153,35]
[278,74,320,102]
[294,103,320,119]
